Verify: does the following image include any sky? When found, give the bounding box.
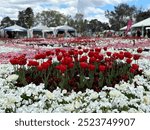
[0,0,150,23]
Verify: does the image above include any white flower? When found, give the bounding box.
[144,70,150,80]
[2,96,17,108]
[26,91,32,97]
[128,108,139,113]
[89,92,99,99]
[109,89,122,98]
[62,89,67,94]
[99,91,107,98]
[6,74,19,82]
[115,83,128,91]
[64,103,74,112]
[45,91,54,100]
[143,96,150,105]
[74,101,81,109]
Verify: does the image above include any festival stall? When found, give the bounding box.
[4,24,27,38]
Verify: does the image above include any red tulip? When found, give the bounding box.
[55,48,61,54]
[89,57,96,63]
[28,60,39,67]
[83,48,89,53]
[60,65,67,73]
[63,52,70,57]
[124,52,132,58]
[94,52,99,58]
[97,54,104,61]
[131,64,139,70]
[61,56,73,65]
[88,51,94,57]
[18,58,27,65]
[68,63,74,69]
[46,50,52,56]
[37,65,43,71]
[112,52,119,59]
[40,53,47,59]
[99,65,106,72]
[105,57,111,62]
[126,58,132,64]
[95,48,101,52]
[133,54,140,60]
[106,51,112,56]
[103,47,107,51]
[34,53,46,60]
[79,56,88,62]
[73,50,78,57]
[10,58,18,65]
[68,50,74,55]
[88,64,95,71]
[137,48,143,53]
[55,64,67,73]
[41,61,51,70]
[57,55,63,61]
[80,62,88,69]
[118,53,124,60]
[130,68,136,73]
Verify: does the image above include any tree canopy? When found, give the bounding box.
[135,9,150,22]
[105,3,137,31]
[1,16,14,27]
[18,7,34,28]
[34,10,67,27]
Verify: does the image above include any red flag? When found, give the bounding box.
[125,19,132,34]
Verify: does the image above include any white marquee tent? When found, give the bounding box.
[4,24,27,32]
[132,17,150,28]
[55,25,76,37]
[3,24,27,38]
[30,23,50,31]
[120,17,150,30]
[29,23,56,38]
[55,25,76,32]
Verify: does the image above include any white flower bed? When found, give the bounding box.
[0,59,150,113]
[0,46,22,53]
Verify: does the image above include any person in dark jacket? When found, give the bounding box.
[136,29,141,37]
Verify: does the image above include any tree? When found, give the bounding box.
[105,3,137,31]
[74,13,85,33]
[34,10,67,27]
[18,7,34,28]
[1,16,14,27]
[88,19,103,33]
[135,9,150,22]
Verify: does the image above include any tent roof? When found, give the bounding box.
[42,27,56,32]
[132,17,150,28]
[4,24,27,31]
[120,26,127,30]
[30,23,50,31]
[103,30,115,33]
[56,25,75,31]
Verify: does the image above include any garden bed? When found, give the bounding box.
[0,38,150,113]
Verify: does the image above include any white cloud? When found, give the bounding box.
[0,0,134,22]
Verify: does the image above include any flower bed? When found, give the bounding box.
[9,47,142,93]
[0,38,150,113]
[0,62,150,113]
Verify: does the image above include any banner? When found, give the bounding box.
[125,19,132,35]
